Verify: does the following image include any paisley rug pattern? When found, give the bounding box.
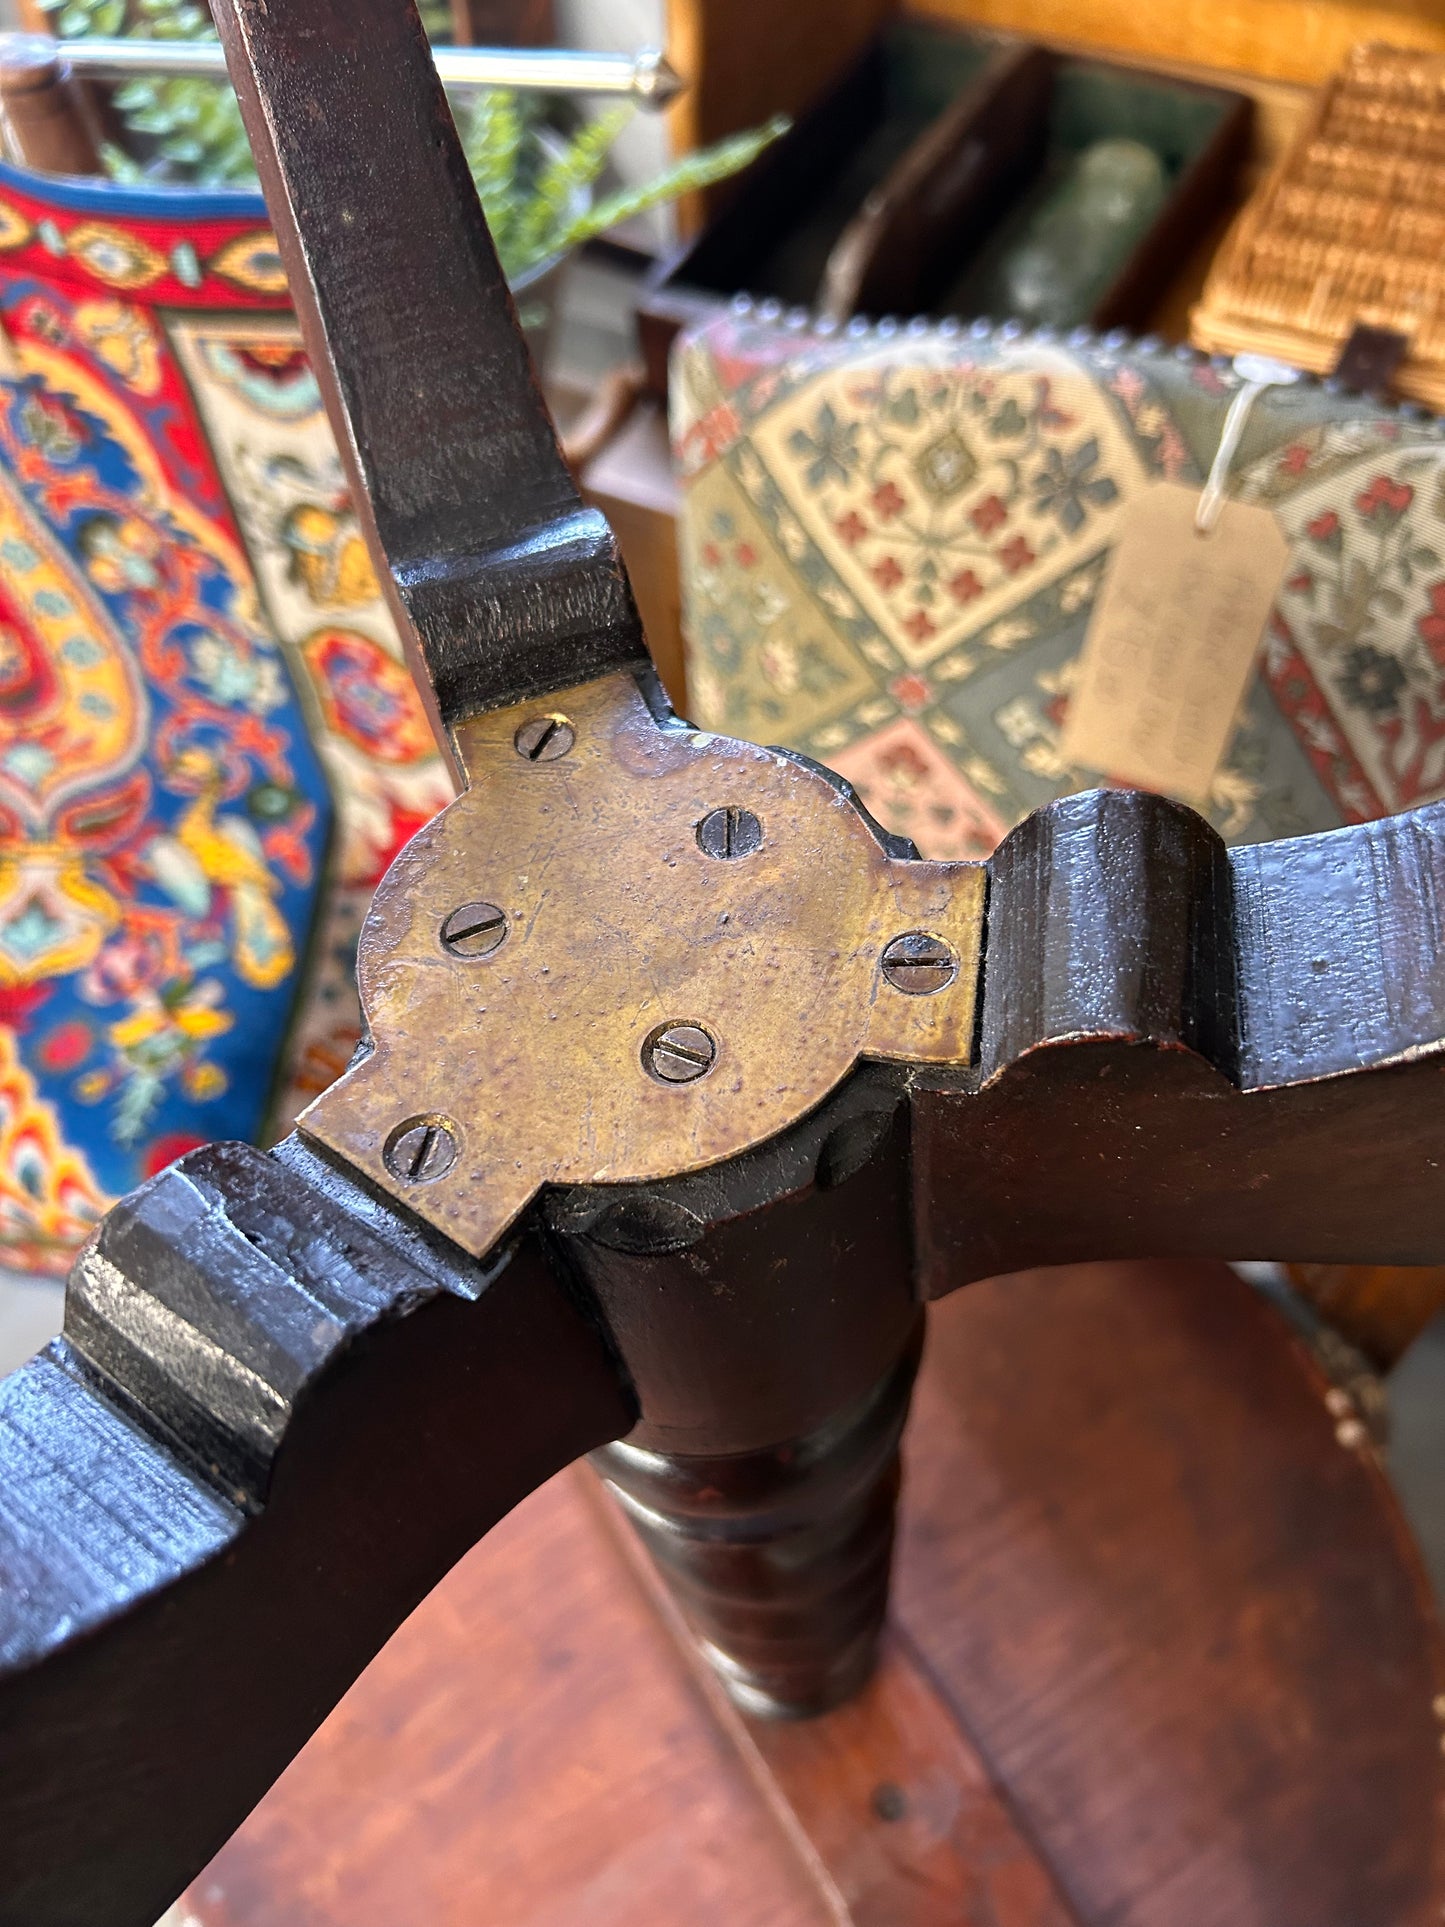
[0,163,452,1272]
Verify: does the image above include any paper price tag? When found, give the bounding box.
[1060,480,1288,805]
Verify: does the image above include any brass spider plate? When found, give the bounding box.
[301,674,985,1258]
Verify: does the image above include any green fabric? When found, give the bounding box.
[674,315,1445,859]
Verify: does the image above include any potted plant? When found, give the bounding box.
[35,0,784,311]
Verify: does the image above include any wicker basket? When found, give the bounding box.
[1192,43,1445,409]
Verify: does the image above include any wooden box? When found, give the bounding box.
[636,20,1251,395]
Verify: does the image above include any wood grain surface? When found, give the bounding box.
[597,1476,1078,1927]
[909,0,1445,89]
[211,0,648,735]
[900,1260,1445,1927]
[664,0,894,231]
[176,1465,831,1927]
[918,793,1445,1290]
[176,1258,1445,1927]
[0,1142,633,1927]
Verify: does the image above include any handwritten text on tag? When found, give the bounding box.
[1061,480,1288,805]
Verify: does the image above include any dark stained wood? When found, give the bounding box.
[665,0,895,233]
[7,2,1445,1915]
[638,25,929,392]
[11,617,1445,1916]
[0,1140,633,1927]
[917,790,1445,1293]
[594,1324,921,1717]
[178,1467,830,1927]
[448,0,553,45]
[597,1458,1080,1927]
[1332,321,1410,396]
[11,781,1438,1920]
[551,1074,920,1716]
[820,44,1051,321]
[169,1260,1445,1927]
[639,30,1251,389]
[547,1069,919,1462]
[210,0,649,735]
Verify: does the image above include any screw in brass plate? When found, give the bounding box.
[439,900,508,958]
[881,931,958,995]
[644,1022,717,1084]
[514,714,575,762]
[696,806,763,859]
[383,1115,459,1184]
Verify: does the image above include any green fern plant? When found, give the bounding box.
[457,88,784,283]
[39,0,785,283]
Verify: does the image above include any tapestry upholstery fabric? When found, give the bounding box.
[673,310,1445,864]
[0,163,452,1274]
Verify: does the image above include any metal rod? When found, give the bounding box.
[0,32,683,108]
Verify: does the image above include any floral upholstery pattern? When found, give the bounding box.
[0,163,452,1273]
[673,314,1445,862]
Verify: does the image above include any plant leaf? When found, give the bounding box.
[65,0,784,273]
[511,104,634,265]
[558,116,788,252]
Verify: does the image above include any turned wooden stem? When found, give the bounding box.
[593,1321,922,1718]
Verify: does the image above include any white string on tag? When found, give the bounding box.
[1194,353,1302,536]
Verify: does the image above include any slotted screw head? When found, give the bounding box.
[439,900,507,958]
[644,1022,717,1083]
[514,714,575,762]
[383,1116,459,1184]
[696,806,763,859]
[881,931,957,995]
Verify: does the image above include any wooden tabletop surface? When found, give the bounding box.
[175,1258,1445,1927]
